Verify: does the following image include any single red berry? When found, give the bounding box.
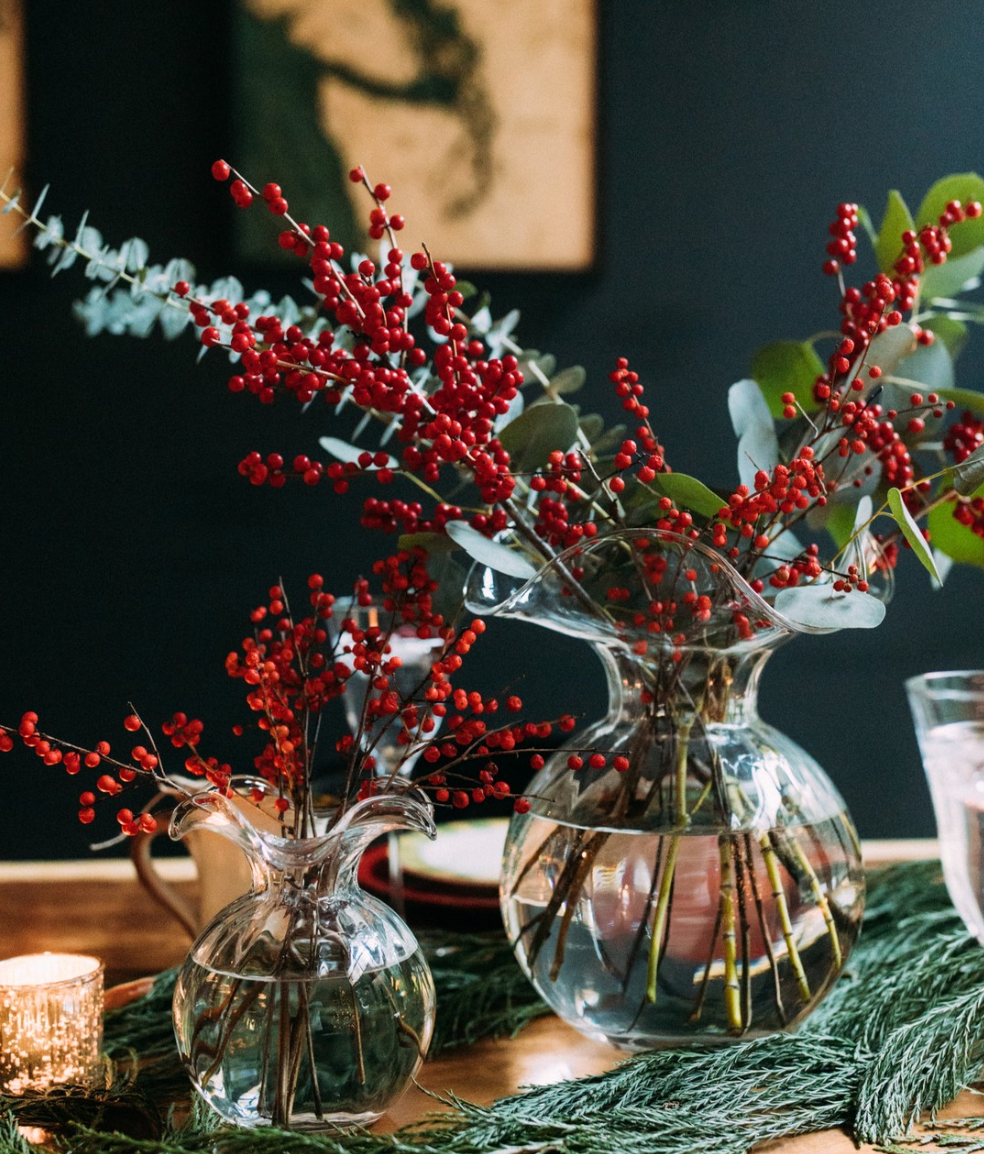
[123,715,141,732]
[211,159,231,181]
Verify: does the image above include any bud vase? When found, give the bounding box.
[169,787,437,1130]
[468,529,865,1048]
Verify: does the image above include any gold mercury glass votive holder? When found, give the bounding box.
[0,953,104,1095]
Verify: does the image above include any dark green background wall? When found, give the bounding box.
[3,1,983,858]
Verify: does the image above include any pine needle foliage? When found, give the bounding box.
[4,862,984,1154]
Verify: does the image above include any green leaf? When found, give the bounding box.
[934,386,984,417]
[445,522,537,580]
[578,413,605,442]
[498,401,579,472]
[887,487,941,581]
[728,378,779,490]
[823,502,858,550]
[894,338,954,392]
[921,246,984,299]
[750,340,824,417]
[773,585,887,631]
[454,280,477,300]
[953,443,984,496]
[589,423,628,454]
[549,366,587,395]
[654,472,724,519]
[397,531,459,554]
[424,550,469,621]
[927,500,984,567]
[923,314,969,360]
[867,323,917,376]
[916,174,984,256]
[856,203,877,245]
[875,190,915,273]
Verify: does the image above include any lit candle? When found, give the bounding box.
[0,953,104,1095]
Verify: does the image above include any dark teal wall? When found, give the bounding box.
[4,1,984,856]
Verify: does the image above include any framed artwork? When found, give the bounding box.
[0,0,24,268]
[234,0,597,271]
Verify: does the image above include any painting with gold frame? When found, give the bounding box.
[234,0,597,271]
[0,0,25,268]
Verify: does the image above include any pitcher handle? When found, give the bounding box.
[130,802,198,939]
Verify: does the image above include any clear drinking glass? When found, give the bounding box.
[907,671,984,944]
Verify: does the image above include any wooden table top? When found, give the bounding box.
[0,839,957,1151]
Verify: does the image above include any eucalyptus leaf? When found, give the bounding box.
[774,585,887,630]
[589,423,628,454]
[578,413,605,442]
[927,500,984,566]
[654,472,724,519]
[953,443,984,496]
[318,436,396,469]
[875,190,915,273]
[923,314,969,360]
[493,388,524,431]
[445,521,537,580]
[915,173,984,256]
[728,378,779,489]
[887,487,941,581]
[867,323,917,377]
[892,338,954,392]
[498,402,579,472]
[921,246,984,299]
[549,366,587,395]
[750,340,824,417]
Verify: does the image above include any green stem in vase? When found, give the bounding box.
[718,835,743,1034]
[744,832,787,1026]
[788,836,844,969]
[760,833,812,1004]
[645,718,692,1004]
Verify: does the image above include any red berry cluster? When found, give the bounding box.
[822,202,859,276]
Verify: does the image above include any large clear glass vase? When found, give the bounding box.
[468,529,865,1048]
[169,787,437,1131]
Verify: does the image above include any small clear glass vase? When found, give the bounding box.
[468,529,865,1048]
[169,786,437,1131]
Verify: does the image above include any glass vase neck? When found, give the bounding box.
[600,637,777,729]
[168,785,436,897]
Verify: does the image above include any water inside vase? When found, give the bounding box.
[502,812,863,1049]
[174,955,434,1130]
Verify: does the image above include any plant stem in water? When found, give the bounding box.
[718,835,743,1033]
[645,720,692,1004]
[744,832,787,1026]
[760,832,812,1004]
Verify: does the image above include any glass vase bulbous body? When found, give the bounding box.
[469,530,865,1049]
[169,788,436,1131]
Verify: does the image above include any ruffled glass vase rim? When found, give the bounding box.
[466,527,843,648]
